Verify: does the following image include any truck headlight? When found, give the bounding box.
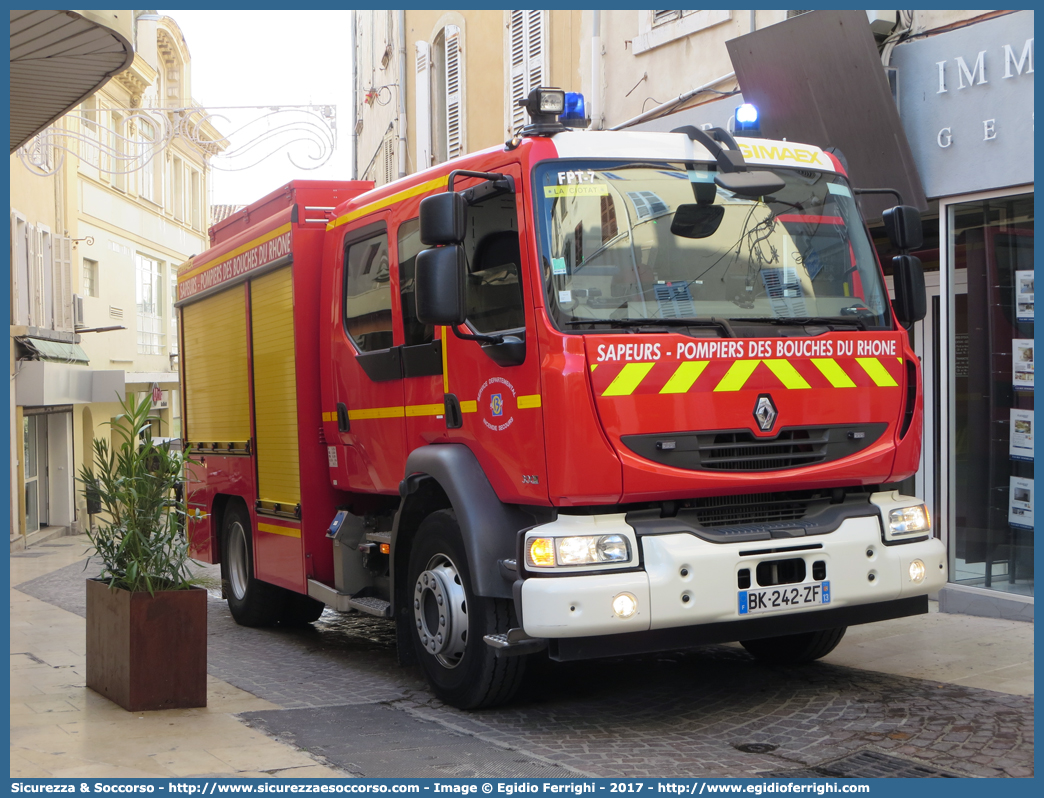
[888,504,931,537]
[526,534,631,568]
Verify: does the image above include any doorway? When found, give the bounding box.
[23,414,48,533]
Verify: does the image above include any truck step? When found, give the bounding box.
[347,596,392,618]
[483,628,547,657]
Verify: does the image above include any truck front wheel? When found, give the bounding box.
[740,626,847,664]
[407,510,526,709]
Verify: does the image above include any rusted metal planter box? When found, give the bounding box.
[86,579,207,711]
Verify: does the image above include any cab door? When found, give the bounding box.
[329,218,407,494]
[408,164,548,503]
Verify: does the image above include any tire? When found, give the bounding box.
[740,626,847,664]
[407,509,525,709]
[220,502,291,627]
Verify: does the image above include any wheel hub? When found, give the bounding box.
[227,521,249,600]
[413,555,468,667]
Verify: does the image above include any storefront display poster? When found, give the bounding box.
[1015,269,1034,322]
[1013,339,1034,390]
[1008,477,1034,530]
[1010,408,1034,461]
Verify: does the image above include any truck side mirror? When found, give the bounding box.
[415,245,467,326]
[882,205,923,251]
[419,193,467,245]
[892,255,926,325]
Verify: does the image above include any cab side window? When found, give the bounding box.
[397,218,433,347]
[464,194,525,334]
[344,231,394,352]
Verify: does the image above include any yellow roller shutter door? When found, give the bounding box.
[182,289,250,444]
[250,267,301,506]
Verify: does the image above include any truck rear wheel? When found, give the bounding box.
[740,626,847,664]
[407,510,525,709]
[221,503,290,627]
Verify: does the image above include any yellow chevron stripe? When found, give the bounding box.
[258,522,301,539]
[348,405,405,420]
[603,362,655,396]
[811,358,857,388]
[590,364,598,372]
[857,357,898,387]
[327,176,450,231]
[517,394,542,409]
[713,359,760,392]
[763,359,811,389]
[660,361,709,394]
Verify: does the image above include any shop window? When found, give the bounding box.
[950,193,1033,597]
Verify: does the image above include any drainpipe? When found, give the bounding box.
[398,9,407,179]
[350,10,357,179]
[590,10,601,129]
[749,10,756,33]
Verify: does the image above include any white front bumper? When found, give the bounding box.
[521,515,946,639]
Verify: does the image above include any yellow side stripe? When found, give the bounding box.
[405,403,445,417]
[348,406,405,420]
[857,357,899,387]
[660,361,708,394]
[327,176,450,231]
[517,394,542,409]
[258,522,301,539]
[460,401,477,413]
[714,359,761,392]
[811,358,857,388]
[763,359,811,389]
[602,362,655,396]
[178,223,292,282]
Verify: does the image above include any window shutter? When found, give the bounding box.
[508,10,527,135]
[526,10,545,103]
[29,225,41,326]
[415,41,432,169]
[507,11,547,136]
[444,25,464,160]
[54,236,73,331]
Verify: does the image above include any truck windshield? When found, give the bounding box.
[533,160,893,331]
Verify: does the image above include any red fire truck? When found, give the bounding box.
[177,90,945,709]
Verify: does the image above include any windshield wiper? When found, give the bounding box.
[728,316,869,331]
[564,317,736,337]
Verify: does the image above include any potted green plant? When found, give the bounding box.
[80,392,207,711]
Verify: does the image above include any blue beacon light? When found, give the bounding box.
[559,92,590,128]
[734,103,760,135]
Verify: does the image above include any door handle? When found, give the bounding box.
[337,402,350,432]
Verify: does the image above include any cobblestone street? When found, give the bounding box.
[14,549,1033,779]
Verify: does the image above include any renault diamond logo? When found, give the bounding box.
[754,394,777,432]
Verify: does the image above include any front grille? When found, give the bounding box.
[702,428,827,470]
[621,423,887,472]
[691,491,828,527]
